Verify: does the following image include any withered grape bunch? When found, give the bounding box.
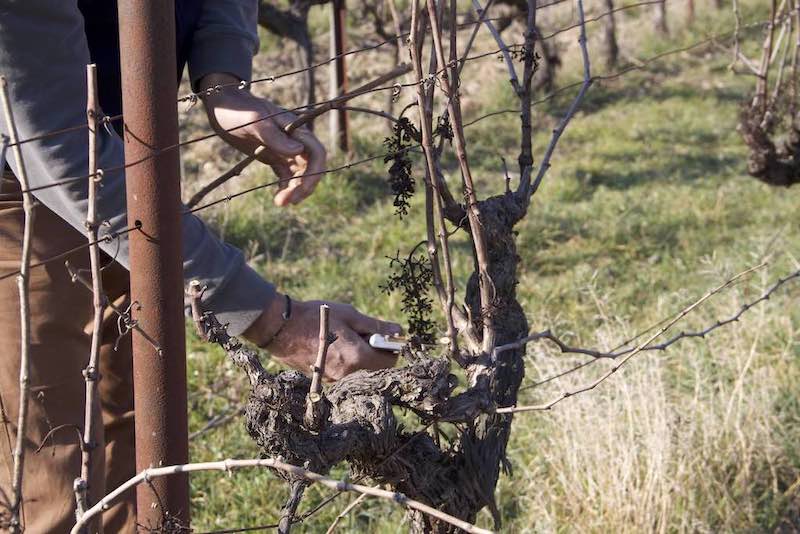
[380,247,435,346]
[383,117,419,218]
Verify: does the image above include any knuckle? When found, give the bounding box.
[262,120,281,133]
[328,368,347,381]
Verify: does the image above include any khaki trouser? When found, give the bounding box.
[0,172,136,533]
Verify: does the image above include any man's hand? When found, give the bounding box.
[243,295,403,381]
[199,76,398,380]
[198,73,326,206]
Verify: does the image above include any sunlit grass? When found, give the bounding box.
[184,1,800,531]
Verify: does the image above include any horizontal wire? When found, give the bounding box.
[12,0,698,197]
[177,0,571,102]
[508,267,800,407]
[191,17,769,216]
[541,0,662,40]
[0,16,773,281]
[18,43,519,196]
[463,15,779,128]
[184,152,390,214]
[1,0,588,151]
[5,7,537,149]
[0,224,140,283]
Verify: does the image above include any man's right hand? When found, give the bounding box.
[243,295,402,381]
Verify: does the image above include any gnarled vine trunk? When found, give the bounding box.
[740,107,800,187]
[194,0,590,531]
[228,193,529,533]
[736,0,800,187]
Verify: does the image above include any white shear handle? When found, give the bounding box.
[368,334,405,352]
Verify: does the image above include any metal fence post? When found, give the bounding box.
[117,0,190,527]
[329,0,350,154]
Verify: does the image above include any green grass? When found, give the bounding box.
[185,2,800,532]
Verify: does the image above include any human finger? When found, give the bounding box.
[283,134,326,205]
[250,118,304,158]
[342,305,403,337]
[273,176,303,207]
[328,329,398,380]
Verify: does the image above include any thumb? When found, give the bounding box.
[345,307,403,336]
[252,120,304,157]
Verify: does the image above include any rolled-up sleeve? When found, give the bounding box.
[188,0,259,89]
[0,0,274,335]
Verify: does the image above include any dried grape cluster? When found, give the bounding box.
[383,117,420,218]
[380,112,455,346]
[434,114,453,142]
[380,248,435,346]
[509,43,540,65]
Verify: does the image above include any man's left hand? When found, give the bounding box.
[198,73,326,207]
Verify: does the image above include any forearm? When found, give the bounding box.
[0,0,275,335]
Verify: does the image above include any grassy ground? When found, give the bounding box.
[182,1,800,532]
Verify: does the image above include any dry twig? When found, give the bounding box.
[426,0,495,352]
[305,304,336,428]
[188,405,245,441]
[519,265,800,392]
[471,0,520,93]
[70,458,493,534]
[409,2,475,355]
[521,0,591,198]
[74,64,106,525]
[1,75,36,534]
[325,493,368,534]
[495,262,782,413]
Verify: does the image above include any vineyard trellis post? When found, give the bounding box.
[117,0,191,527]
[330,0,351,154]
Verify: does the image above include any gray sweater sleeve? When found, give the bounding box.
[0,0,275,336]
[189,0,260,88]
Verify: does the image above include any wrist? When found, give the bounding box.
[197,72,240,92]
[197,72,246,111]
[243,292,291,348]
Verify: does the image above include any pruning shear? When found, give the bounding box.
[368,334,406,352]
[368,334,449,352]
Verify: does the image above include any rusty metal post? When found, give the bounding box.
[117,0,190,527]
[329,0,350,154]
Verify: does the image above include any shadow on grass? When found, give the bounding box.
[212,138,398,260]
[575,151,740,193]
[561,74,744,118]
